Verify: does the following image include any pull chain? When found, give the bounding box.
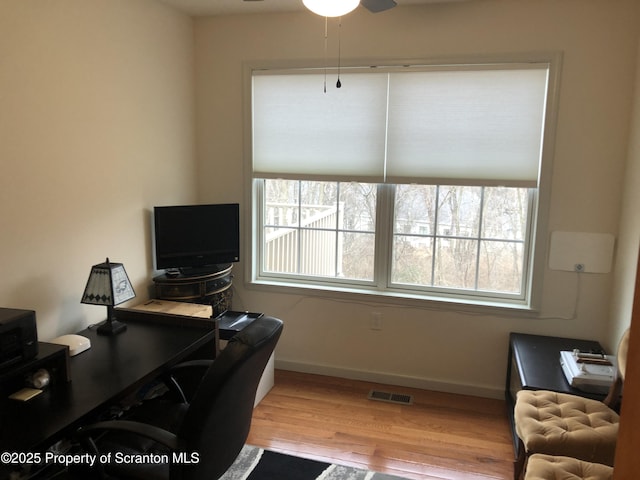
[323,16,328,93]
[336,16,342,88]
[322,16,344,92]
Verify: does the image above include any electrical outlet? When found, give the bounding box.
[370,312,382,330]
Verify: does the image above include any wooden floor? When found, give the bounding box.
[247,370,514,480]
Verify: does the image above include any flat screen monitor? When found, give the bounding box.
[153,203,240,274]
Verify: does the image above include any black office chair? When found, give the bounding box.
[75,315,283,480]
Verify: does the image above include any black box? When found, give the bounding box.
[216,311,263,340]
[0,308,38,372]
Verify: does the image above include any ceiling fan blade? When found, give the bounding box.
[360,0,397,13]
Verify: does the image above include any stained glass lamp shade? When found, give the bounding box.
[81,258,135,335]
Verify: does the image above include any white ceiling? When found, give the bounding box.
[157,0,465,17]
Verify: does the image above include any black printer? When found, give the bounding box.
[0,308,38,372]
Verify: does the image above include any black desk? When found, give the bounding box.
[0,317,216,454]
[505,332,606,454]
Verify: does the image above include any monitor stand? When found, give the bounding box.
[179,264,231,277]
[153,264,234,317]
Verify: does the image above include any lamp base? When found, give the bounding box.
[97,319,127,336]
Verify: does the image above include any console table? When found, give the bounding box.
[505,332,607,454]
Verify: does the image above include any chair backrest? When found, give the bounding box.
[603,328,631,409]
[617,328,630,381]
[173,316,283,480]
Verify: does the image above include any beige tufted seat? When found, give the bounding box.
[514,390,619,465]
[524,454,613,480]
[513,329,630,479]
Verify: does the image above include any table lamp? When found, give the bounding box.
[81,258,135,335]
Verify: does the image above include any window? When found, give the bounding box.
[263,180,377,282]
[391,184,531,296]
[248,58,557,307]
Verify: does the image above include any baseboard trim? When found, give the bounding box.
[275,359,503,400]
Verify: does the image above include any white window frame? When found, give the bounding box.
[383,184,536,303]
[243,54,562,311]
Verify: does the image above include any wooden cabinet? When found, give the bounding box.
[153,264,233,316]
[613,254,640,477]
[0,342,69,398]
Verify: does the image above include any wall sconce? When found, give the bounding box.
[81,258,135,335]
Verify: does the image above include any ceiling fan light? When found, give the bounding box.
[303,0,360,17]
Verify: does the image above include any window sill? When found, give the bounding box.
[247,277,537,318]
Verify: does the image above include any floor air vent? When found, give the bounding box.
[367,389,413,405]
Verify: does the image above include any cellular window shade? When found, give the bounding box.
[252,72,389,182]
[386,68,548,187]
[252,65,548,187]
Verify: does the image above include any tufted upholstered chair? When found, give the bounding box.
[523,454,613,480]
[513,329,629,480]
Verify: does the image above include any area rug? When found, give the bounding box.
[220,445,410,480]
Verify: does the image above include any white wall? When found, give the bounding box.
[195,0,640,397]
[1,0,637,399]
[609,38,640,347]
[0,0,196,340]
